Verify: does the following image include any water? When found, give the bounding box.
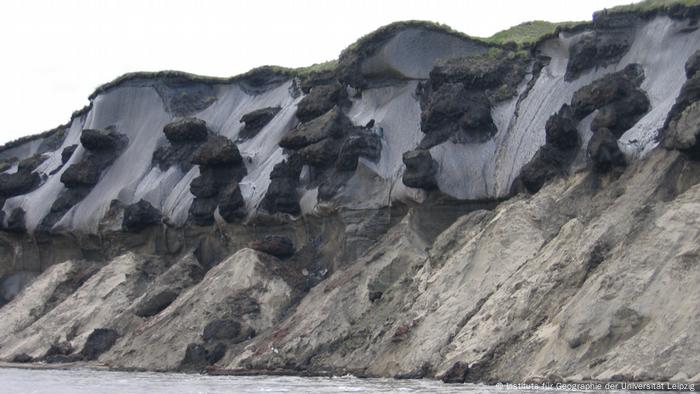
[0,367,659,394]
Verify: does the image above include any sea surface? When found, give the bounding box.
[0,367,664,393]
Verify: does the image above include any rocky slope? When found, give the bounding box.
[1,2,700,385]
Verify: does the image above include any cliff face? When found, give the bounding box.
[1,4,700,384]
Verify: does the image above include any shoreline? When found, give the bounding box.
[1,362,698,392]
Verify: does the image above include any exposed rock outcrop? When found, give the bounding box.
[202,319,254,343]
[588,128,626,173]
[295,83,348,123]
[81,328,119,360]
[80,129,123,151]
[1,7,700,386]
[239,106,281,140]
[102,249,298,371]
[571,63,649,137]
[250,235,295,259]
[336,131,382,171]
[277,105,382,201]
[61,144,78,164]
[153,117,211,171]
[663,49,700,158]
[191,135,243,167]
[402,149,438,190]
[188,133,247,226]
[0,165,41,199]
[163,117,208,143]
[5,208,26,233]
[0,253,165,361]
[17,154,48,173]
[132,254,204,318]
[513,105,580,193]
[417,49,529,148]
[122,199,162,232]
[60,161,100,187]
[280,107,349,150]
[217,183,246,223]
[40,127,128,232]
[260,155,303,215]
[515,64,649,193]
[566,31,632,81]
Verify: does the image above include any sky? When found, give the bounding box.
[0,0,637,144]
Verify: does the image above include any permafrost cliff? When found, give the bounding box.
[1,3,700,384]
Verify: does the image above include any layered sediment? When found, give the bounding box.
[1,2,700,385]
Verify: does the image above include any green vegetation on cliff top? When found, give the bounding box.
[607,0,700,12]
[482,21,570,46]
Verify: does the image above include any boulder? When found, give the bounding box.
[180,342,230,370]
[295,83,347,123]
[298,138,342,168]
[205,343,227,365]
[180,343,208,370]
[588,128,626,173]
[662,53,700,158]
[566,32,631,81]
[514,99,584,194]
[80,128,123,151]
[685,49,700,78]
[672,71,700,117]
[202,319,242,341]
[590,89,650,137]
[217,183,246,223]
[429,48,529,99]
[134,289,178,318]
[250,235,295,258]
[0,171,40,197]
[38,187,91,232]
[0,160,12,173]
[336,131,382,171]
[11,353,33,363]
[280,107,349,149]
[81,328,119,360]
[5,208,26,233]
[545,105,580,151]
[570,64,645,119]
[419,83,496,147]
[44,342,73,359]
[369,291,383,303]
[441,361,470,384]
[455,91,497,143]
[402,149,438,190]
[189,171,220,199]
[61,160,101,188]
[18,154,48,173]
[663,101,700,158]
[513,145,570,194]
[299,67,339,94]
[163,117,208,143]
[122,199,162,232]
[239,106,281,140]
[191,135,243,166]
[261,156,303,215]
[189,197,218,226]
[61,144,78,164]
[420,82,469,137]
[190,166,244,199]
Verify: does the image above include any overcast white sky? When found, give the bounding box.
[0,0,636,144]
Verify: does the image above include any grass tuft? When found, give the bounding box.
[605,0,700,13]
